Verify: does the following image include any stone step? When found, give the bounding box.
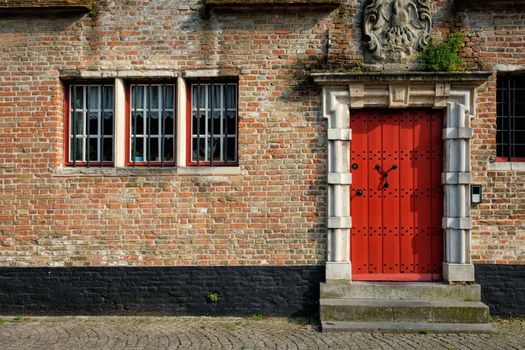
[320,281,481,301]
[322,321,494,333]
[320,298,489,324]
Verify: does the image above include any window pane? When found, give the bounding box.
[497,114,507,131]
[212,110,221,134]
[163,137,174,161]
[211,84,221,109]
[164,85,174,109]
[131,85,144,109]
[88,112,99,135]
[132,137,144,161]
[149,111,159,135]
[225,84,236,109]
[192,111,200,134]
[102,137,113,162]
[132,112,144,135]
[88,86,98,110]
[73,85,83,109]
[225,111,236,135]
[164,111,174,135]
[226,137,236,161]
[516,102,525,117]
[515,144,525,158]
[72,112,84,135]
[194,85,206,109]
[103,86,114,110]
[210,137,221,161]
[148,85,159,110]
[192,137,206,162]
[103,112,113,136]
[148,137,159,162]
[497,143,505,158]
[88,137,98,162]
[516,117,525,131]
[70,138,84,162]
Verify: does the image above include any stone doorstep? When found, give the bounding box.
[322,321,494,333]
[320,281,482,301]
[320,299,489,324]
[320,281,491,332]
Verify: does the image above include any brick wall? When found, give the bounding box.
[0,0,523,268]
[0,1,343,267]
[458,2,525,264]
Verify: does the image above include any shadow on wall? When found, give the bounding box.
[0,266,325,316]
[0,15,85,34]
[475,264,525,318]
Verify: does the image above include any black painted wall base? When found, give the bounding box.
[0,264,523,317]
[0,266,324,316]
[475,264,525,318]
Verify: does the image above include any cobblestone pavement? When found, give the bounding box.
[0,316,524,350]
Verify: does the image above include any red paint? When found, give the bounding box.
[186,82,192,166]
[497,156,525,162]
[64,83,70,165]
[350,109,443,281]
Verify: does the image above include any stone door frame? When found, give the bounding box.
[313,72,490,284]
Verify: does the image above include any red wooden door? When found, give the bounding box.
[350,109,443,281]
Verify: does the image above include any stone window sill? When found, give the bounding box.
[52,166,242,177]
[486,162,525,171]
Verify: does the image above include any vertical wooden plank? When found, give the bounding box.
[381,110,400,275]
[413,110,432,276]
[368,111,383,275]
[350,111,369,277]
[399,110,415,275]
[430,110,444,280]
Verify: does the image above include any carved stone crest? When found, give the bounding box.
[363,0,433,63]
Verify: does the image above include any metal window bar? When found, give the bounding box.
[210,83,214,166]
[101,84,105,165]
[510,78,514,160]
[147,84,151,167]
[112,85,115,165]
[161,84,166,167]
[133,83,138,166]
[233,83,238,163]
[223,83,228,166]
[86,85,91,167]
[195,85,201,165]
[72,83,77,166]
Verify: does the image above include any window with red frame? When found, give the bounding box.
[66,83,114,166]
[188,81,238,166]
[497,75,525,162]
[128,83,176,166]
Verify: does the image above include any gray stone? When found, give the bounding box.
[320,281,482,301]
[363,0,433,63]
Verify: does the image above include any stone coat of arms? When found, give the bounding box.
[363,0,433,63]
